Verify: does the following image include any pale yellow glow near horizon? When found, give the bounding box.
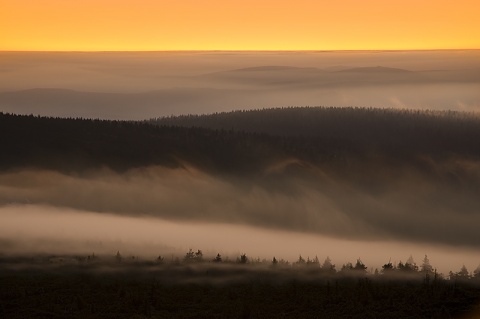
[1,0,479,51]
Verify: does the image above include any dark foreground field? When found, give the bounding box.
[1,257,480,319]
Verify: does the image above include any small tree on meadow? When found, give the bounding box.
[194,250,203,262]
[184,249,195,262]
[238,254,248,264]
[213,253,222,263]
[184,249,204,262]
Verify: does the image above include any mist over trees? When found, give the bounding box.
[2,250,480,318]
[2,107,480,175]
[2,108,480,248]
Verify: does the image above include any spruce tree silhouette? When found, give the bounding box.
[421,255,433,273]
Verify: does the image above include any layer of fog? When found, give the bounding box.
[0,204,478,275]
[1,163,479,268]
[0,51,479,119]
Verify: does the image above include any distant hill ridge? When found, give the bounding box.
[335,66,412,73]
[151,106,479,139]
[2,107,480,174]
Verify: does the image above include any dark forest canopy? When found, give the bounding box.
[151,106,480,141]
[152,107,480,173]
[2,107,480,175]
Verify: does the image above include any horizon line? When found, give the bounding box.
[1,49,479,54]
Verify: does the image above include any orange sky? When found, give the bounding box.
[1,0,479,51]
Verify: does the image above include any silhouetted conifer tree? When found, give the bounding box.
[457,265,470,279]
[474,265,480,279]
[382,261,394,274]
[421,255,433,273]
[322,256,336,273]
[405,255,418,272]
[354,259,367,273]
[341,262,354,272]
[296,255,306,265]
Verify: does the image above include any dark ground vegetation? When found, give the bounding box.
[1,254,480,319]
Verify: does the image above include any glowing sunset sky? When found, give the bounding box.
[1,0,479,51]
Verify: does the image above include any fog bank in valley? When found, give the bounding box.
[1,164,479,274]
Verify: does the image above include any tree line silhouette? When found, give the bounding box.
[2,108,480,177]
[152,106,480,159]
[36,250,480,282]
[2,250,480,318]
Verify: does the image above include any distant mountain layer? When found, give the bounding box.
[225,66,320,72]
[1,64,479,120]
[0,88,255,120]
[335,66,412,73]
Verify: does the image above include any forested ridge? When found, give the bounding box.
[0,112,284,174]
[2,107,480,175]
[151,107,480,156]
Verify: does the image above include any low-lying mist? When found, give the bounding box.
[1,51,479,119]
[1,164,479,274]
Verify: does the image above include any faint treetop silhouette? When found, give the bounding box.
[307,256,320,266]
[382,260,394,274]
[272,257,278,265]
[115,251,122,263]
[185,249,195,261]
[421,255,433,273]
[449,265,470,281]
[458,265,470,278]
[341,262,354,272]
[238,254,248,264]
[295,255,306,266]
[354,259,367,273]
[474,265,480,278]
[213,253,222,263]
[322,256,336,273]
[195,250,203,262]
[184,249,203,262]
[405,255,418,272]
